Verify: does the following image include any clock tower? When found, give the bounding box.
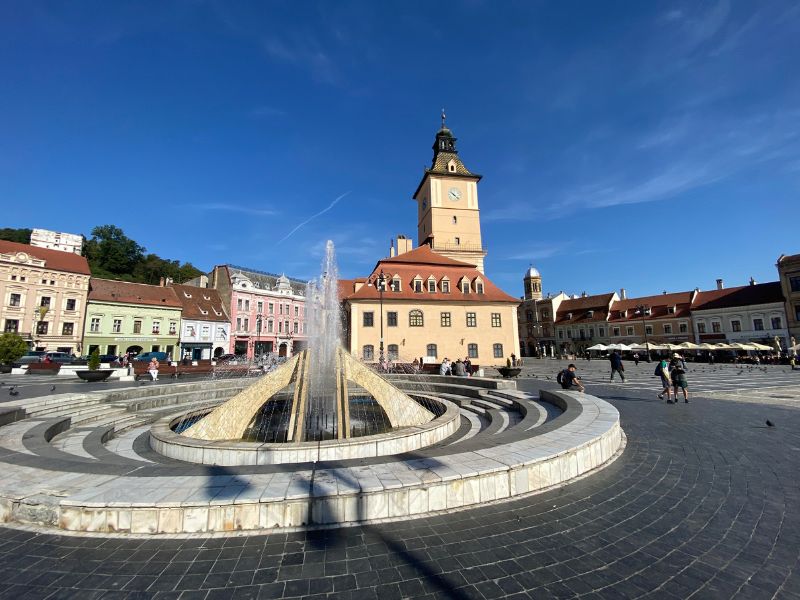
[412,113,487,273]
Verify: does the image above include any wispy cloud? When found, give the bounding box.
[188,203,277,217]
[249,105,286,119]
[278,191,351,244]
[263,36,340,85]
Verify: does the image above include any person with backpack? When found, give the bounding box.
[655,357,672,402]
[557,363,584,392]
[670,354,689,403]
[609,350,626,382]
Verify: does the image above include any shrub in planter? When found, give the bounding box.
[88,348,101,371]
[0,333,27,370]
[76,347,113,381]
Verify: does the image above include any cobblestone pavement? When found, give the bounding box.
[1,375,800,599]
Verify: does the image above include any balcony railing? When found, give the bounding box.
[430,242,486,253]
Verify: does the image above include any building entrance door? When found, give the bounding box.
[278,343,287,357]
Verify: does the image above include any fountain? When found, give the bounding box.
[150,241,456,464]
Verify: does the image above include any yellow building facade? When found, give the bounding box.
[341,118,520,366]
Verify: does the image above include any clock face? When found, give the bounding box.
[448,187,461,201]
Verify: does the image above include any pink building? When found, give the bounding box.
[203,265,308,359]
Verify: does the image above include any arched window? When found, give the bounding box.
[426,343,438,358]
[362,345,374,361]
[409,310,424,327]
[387,344,399,360]
[467,343,478,358]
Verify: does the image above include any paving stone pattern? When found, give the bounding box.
[1,374,800,599]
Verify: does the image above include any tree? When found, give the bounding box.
[84,225,145,277]
[0,228,32,244]
[88,347,101,371]
[0,333,28,365]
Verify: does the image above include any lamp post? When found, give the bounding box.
[635,304,651,362]
[255,312,263,360]
[377,270,386,364]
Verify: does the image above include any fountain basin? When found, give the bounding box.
[149,394,460,465]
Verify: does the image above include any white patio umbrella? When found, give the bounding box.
[712,343,732,349]
[587,344,607,351]
[635,342,666,351]
[749,342,773,351]
[677,341,700,350]
[615,343,635,352]
[696,343,717,350]
[728,342,756,351]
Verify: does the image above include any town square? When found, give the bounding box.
[1,2,800,599]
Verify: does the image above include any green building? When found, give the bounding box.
[83,278,182,359]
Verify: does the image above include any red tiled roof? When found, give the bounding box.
[555,293,615,324]
[0,240,91,275]
[170,284,229,321]
[693,282,784,310]
[343,247,518,304]
[609,291,695,321]
[89,278,182,308]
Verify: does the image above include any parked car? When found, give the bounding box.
[44,352,77,364]
[98,354,121,364]
[13,351,47,366]
[133,351,169,362]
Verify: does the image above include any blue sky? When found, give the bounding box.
[2,1,799,299]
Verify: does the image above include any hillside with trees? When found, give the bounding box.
[0,225,203,284]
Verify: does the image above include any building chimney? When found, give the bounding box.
[390,239,396,258]
[159,277,165,287]
[620,288,627,300]
[716,278,724,290]
[749,277,756,286]
[581,291,587,298]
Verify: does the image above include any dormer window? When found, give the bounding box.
[200,309,208,315]
[474,279,484,294]
[203,295,210,301]
[587,310,594,318]
[413,277,423,293]
[567,313,573,320]
[460,278,470,294]
[391,276,401,292]
[447,159,457,172]
[183,292,192,298]
[667,306,676,314]
[441,278,450,293]
[427,278,436,293]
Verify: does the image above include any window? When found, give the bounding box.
[663,324,672,334]
[4,320,19,333]
[294,306,299,317]
[66,298,76,311]
[667,306,675,314]
[645,325,653,335]
[426,343,437,359]
[169,321,177,335]
[679,323,688,333]
[467,343,479,358]
[293,322,299,334]
[441,280,450,293]
[712,321,722,333]
[279,304,283,314]
[387,311,397,327]
[133,320,142,334]
[268,303,274,314]
[771,317,782,329]
[427,279,436,293]
[697,322,706,334]
[268,320,273,333]
[36,321,49,335]
[387,344,399,360]
[391,278,401,292]
[493,343,504,358]
[461,280,470,294]
[409,310,424,327]
[278,321,282,333]
[244,299,250,311]
[236,317,242,331]
[731,320,741,332]
[90,317,101,333]
[454,237,460,245]
[106,345,117,355]
[40,296,51,308]
[753,318,764,331]
[112,319,122,333]
[613,327,620,336]
[257,301,263,314]
[525,310,533,322]
[558,330,564,339]
[452,216,457,224]
[790,276,800,292]
[567,330,572,338]
[152,321,161,334]
[466,313,477,327]
[491,313,501,327]
[599,327,605,337]
[626,326,634,336]
[440,312,451,327]
[476,283,484,294]
[413,279,423,293]
[284,320,289,333]
[542,310,549,319]
[363,312,374,327]
[243,318,250,331]
[237,299,243,310]
[9,293,20,307]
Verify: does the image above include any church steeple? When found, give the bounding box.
[433,108,458,154]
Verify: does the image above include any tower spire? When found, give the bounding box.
[441,108,446,129]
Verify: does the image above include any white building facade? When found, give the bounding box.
[30,229,84,256]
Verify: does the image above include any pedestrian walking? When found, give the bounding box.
[463,357,473,376]
[655,358,673,403]
[633,352,639,366]
[609,350,626,382]
[557,363,585,392]
[670,354,689,403]
[148,357,160,382]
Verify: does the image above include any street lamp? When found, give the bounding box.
[634,304,651,362]
[377,270,386,363]
[255,312,263,359]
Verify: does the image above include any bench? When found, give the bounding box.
[132,361,256,381]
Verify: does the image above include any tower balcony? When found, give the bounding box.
[430,241,486,254]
